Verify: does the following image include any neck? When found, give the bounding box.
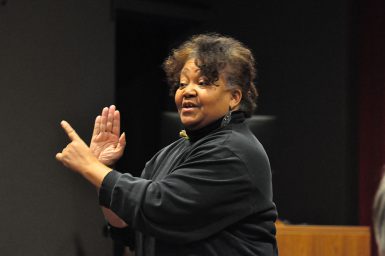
[183,111,245,142]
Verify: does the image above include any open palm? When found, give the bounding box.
[90,105,126,166]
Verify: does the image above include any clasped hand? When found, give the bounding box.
[56,105,126,177]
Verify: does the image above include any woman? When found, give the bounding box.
[56,33,278,256]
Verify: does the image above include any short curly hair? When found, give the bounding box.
[163,33,258,117]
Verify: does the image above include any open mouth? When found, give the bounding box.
[182,102,199,108]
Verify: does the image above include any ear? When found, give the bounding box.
[230,89,242,110]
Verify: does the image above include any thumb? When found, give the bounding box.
[56,152,63,161]
[117,132,126,150]
[60,120,81,141]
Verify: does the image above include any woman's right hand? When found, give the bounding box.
[90,105,126,166]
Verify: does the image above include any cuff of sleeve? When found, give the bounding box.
[108,224,136,250]
[99,170,121,207]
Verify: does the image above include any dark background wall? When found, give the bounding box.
[0,0,363,255]
[0,0,114,255]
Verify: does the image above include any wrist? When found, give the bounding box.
[81,160,112,188]
[98,155,121,167]
[101,160,116,168]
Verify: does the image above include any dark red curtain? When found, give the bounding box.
[358,0,385,254]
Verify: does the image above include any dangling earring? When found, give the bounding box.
[221,106,232,127]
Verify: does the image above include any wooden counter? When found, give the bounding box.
[276,223,371,256]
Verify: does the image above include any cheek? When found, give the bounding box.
[204,93,231,113]
[204,93,226,106]
[174,91,182,107]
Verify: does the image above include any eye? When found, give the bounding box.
[198,80,210,86]
[178,82,187,89]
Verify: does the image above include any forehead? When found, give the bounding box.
[181,59,200,75]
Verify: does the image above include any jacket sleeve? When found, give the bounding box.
[107,224,135,251]
[99,144,264,244]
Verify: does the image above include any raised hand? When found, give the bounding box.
[90,105,126,166]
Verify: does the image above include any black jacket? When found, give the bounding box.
[99,112,278,256]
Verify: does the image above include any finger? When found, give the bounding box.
[100,107,108,132]
[56,152,63,161]
[61,120,81,141]
[112,110,120,136]
[106,105,115,133]
[92,115,101,137]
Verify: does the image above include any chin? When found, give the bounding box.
[180,118,200,130]
[181,120,196,129]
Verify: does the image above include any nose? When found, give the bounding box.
[182,83,197,98]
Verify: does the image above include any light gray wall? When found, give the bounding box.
[0,0,115,255]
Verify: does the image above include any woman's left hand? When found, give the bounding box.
[90,105,126,166]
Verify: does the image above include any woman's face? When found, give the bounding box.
[175,59,237,131]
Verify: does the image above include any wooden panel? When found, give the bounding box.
[276,223,371,256]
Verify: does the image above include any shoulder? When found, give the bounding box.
[154,138,187,158]
[227,123,269,162]
[188,123,268,165]
[192,123,271,179]
[141,138,187,178]
[195,122,267,156]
